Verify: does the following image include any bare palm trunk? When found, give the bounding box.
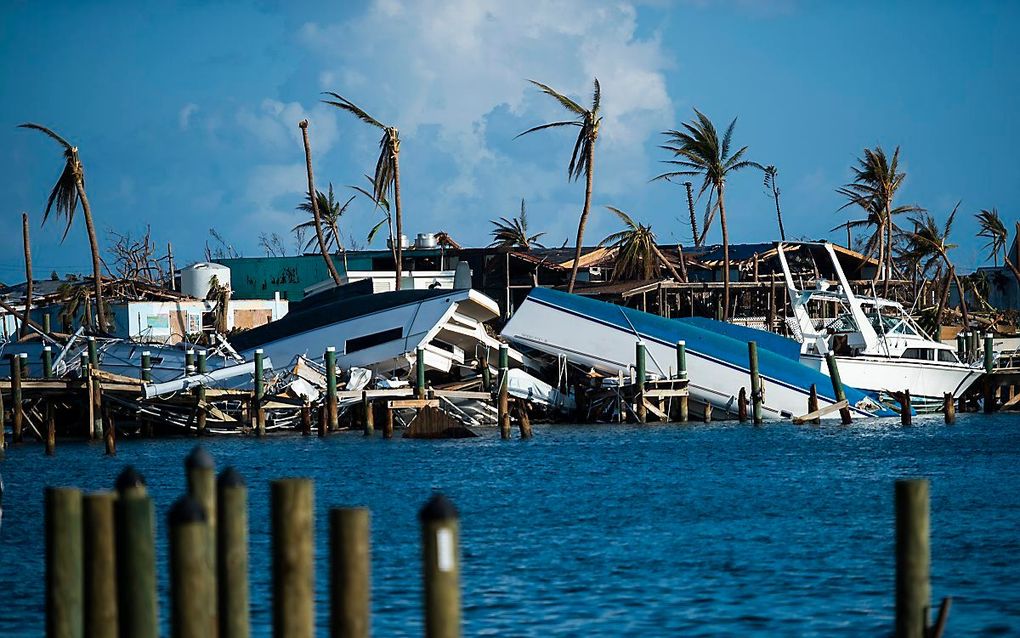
[75,181,106,332]
[933,268,950,332]
[883,211,893,297]
[873,223,885,283]
[298,120,342,286]
[21,213,33,338]
[567,140,596,294]
[684,182,699,248]
[946,262,970,333]
[652,245,684,283]
[718,182,731,320]
[772,183,785,241]
[393,149,404,291]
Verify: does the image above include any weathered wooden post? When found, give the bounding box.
[969,331,979,362]
[43,345,53,379]
[703,402,712,423]
[115,467,158,638]
[43,312,51,334]
[10,354,23,443]
[168,495,214,638]
[46,401,56,456]
[301,402,312,436]
[983,333,995,414]
[942,392,955,424]
[19,352,29,379]
[330,507,371,638]
[498,344,510,439]
[186,445,217,626]
[362,391,374,437]
[737,387,748,423]
[416,347,427,400]
[635,341,647,424]
[420,494,460,638]
[480,351,492,392]
[83,491,118,638]
[325,347,338,432]
[195,349,208,435]
[46,487,83,638]
[955,333,966,361]
[676,341,688,423]
[84,344,103,440]
[516,399,533,439]
[255,349,267,436]
[808,384,820,425]
[272,479,314,638]
[824,352,853,425]
[217,468,250,638]
[748,341,763,425]
[895,479,930,638]
[141,351,152,382]
[88,336,99,368]
[383,406,394,439]
[0,381,6,452]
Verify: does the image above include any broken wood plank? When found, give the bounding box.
[792,399,849,424]
[431,390,491,400]
[388,399,440,409]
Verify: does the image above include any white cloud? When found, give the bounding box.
[178,103,199,131]
[236,99,340,155]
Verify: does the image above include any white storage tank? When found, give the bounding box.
[181,262,231,299]
[415,233,437,249]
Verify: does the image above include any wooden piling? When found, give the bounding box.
[20,352,28,379]
[899,390,912,426]
[330,507,371,638]
[46,401,56,456]
[1,383,6,452]
[217,468,250,638]
[808,384,820,425]
[703,402,712,423]
[416,347,427,400]
[301,402,312,436]
[984,333,996,414]
[318,403,327,438]
[943,393,955,424]
[43,345,53,379]
[325,347,338,431]
[895,479,930,638]
[115,468,158,638]
[676,341,688,423]
[46,487,83,638]
[103,404,116,456]
[186,445,216,626]
[255,349,267,436]
[272,479,314,638]
[635,341,647,424]
[10,355,23,443]
[141,351,152,382]
[498,345,510,439]
[83,492,118,638]
[737,387,748,423]
[168,496,214,638]
[420,494,460,638]
[823,352,853,425]
[956,333,966,361]
[748,341,763,425]
[195,350,208,435]
[515,399,533,439]
[383,406,394,439]
[362,391,374,436]
[43,312,51,334]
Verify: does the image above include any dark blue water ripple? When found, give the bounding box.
[0,413,1017,636]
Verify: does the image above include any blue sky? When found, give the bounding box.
[1,0,1018,282]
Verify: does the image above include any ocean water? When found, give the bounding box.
[0,414,1017,636]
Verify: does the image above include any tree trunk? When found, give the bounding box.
[684,182,699,248]
[947,262,970,334]
[298,120,343,286]
[883,212,893,297]
[772,185,786,241]
[718,182,731,320]
[75,180,107,333]
[567,139,595,294]
[873,223,885,283]
[652,245,684,283]
[393,147,404,291]
[933,268,950,331]
[21,213,33,338]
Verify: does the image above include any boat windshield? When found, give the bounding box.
[825,314,859,333]
[866,313,917,336]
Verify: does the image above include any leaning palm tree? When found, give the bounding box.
[322,92,405,289]
[21,213,33,338]
[298,119,343,286]
[294,183,355,269]
[905,204,970,334]
[489,199,546,250]
[516,79,601,292]
[351,175,398,271]
[599,206,685,282]
[976,208,1020,286]
[763,165,786,241]
[654,109,760,319]
[18,123,107,331]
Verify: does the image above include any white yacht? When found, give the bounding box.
[777,241,984,412]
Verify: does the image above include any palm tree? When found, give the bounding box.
[351,175,398,270]
[21,213,33,338]
[294,183,355,269]
[298,120,343,286]
[763,165,786,241]
[516,79,601,293]
[657,177,700,247]
[18,123,107,331]
[599,207,685,282]
[976,208,1020,286]
[322,92,405,289]
[905,204,969,333]
[489,199,546,250]
[654,109,760,319]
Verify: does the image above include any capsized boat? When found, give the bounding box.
[776,241,984,412]
[501,287,892,420]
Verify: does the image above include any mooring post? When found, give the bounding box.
[635,341,647,424]
[46,401,56,456]
[217,468,250,638]
[498,344,510,439]
[43,312,51,334]
[943,392,955,424]
[115,467,158,638]
[983,333,995,414]
[420,494,461,638]
[141,351,152,382]
[330,507,371,638]
[168,495,214,638]
[254,349,267,436]
[703,402,712,423]
[0,382,6,452]
[185,348,195,375]
[325,347,338,432]
[383,405,394,439]
[808,384,820,425]
[676,341,688,423]
[416,347,427,400]
[10,354,23,443]
[43,345,53,379]
[88,336,99,368]
[895,479,930,638]
[19,352,28,379]
[46,487,83,638]
[899,391,912,426]
[103,403,116,456]
[737,387,748,423]
[969,331,979,362]
[748,341,763,425]
[823,352,853,425]
[516,399,533,439]
[318,404,327,438]
[271,479,314,638]
[86,347,103,440]
[83,492,118,638]
[80,352,94,440]
[363,391,374,437]
[186,445,217,622]
[301,402,312,436]
[956,333,966,361]
[480,351,492,392]
[196,350,208,435]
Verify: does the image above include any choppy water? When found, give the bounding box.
[0,414,1018,636]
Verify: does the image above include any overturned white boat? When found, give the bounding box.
[776,241,983,412]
